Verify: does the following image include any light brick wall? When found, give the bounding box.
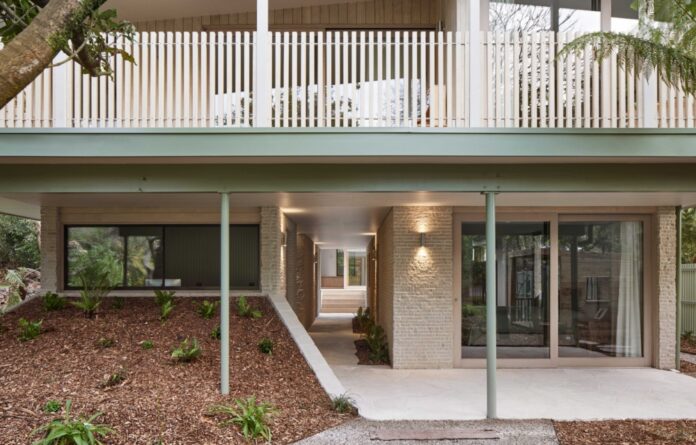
[367,236,377,318]
[377,209,395,361]
[656,207,677,369]
[296,233,317,329]
[39,206,60,292]
[260,207,285,297]
[285,215,298,307]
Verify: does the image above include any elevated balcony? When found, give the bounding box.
[1,30,692,129]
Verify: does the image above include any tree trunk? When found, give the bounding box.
[0,0,106,109]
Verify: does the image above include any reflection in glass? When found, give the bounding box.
[461,222,550,359]
[558,221,643,358]
[66,227,125,287]
[123,226,164,287]
[348,252,367,286]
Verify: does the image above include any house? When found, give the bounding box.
[0,0,691,417]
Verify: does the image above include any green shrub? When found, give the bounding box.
[44,400,62,414]
[140,339,154,350]
[71,267,113,318]
[211,325,221,340]
[111,297,125,310]
[42,292,66,311]
[96,337,114,349]
[154,290,175,307]
[4,269,28,308]
[101,369,127,388]
[258,337,273,355]
[365,323,389,363]
[331,394,355,414]
[237,296,262,319]
[171,337,201,363]
[353,306,371,333]
[197,300,219,319]
[209,397,276,442]
[18,318,42,341]
[0,215,39,269]
[31,400,112,445]
[160,300,174,321]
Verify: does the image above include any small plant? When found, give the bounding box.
[31,400,112,445]
[258,337,273,355]
[140,339,154,350]
[71,267,113,318]
[101,369,127,388]
[365,323,389,363]
[171,337,201,363]
[44,400,62,414]
[683,330,695,342]
[237,296,262,319]
[154,290,175,307]
[96,337,114,349]
[211,325,221,340]
[352,306,371,333]
[42,292,66,311]
[209,397,276,442]
[197,300,219,319]
[160,300,174,321]
[18,318,42,341]
[111,297,125,310]
[331,394,355,414]
[71,292,102,319]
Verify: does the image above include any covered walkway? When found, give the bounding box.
[309,316,696,421]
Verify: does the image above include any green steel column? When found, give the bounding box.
[677,206,683,370]
[220,192,230,395]
[485,192,497,419]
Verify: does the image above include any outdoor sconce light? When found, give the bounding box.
[281,232,287,247]
[420,233,426,247]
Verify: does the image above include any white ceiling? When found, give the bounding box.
[105,0,367,23]
[4,191,696,249]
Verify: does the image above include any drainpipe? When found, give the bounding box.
[220,192,230,394]
[484,192,497,419]
[677,206,683,370]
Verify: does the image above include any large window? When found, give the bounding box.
[558,220,643,358]
[66,225,260,290]
[489,0,601,32]
[348,252,367,286]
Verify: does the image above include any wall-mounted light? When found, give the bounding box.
[281,232,287,247]
[420,232,426,248]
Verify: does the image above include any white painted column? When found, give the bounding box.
[467,0,482,127]
[52,53,68,127]
[255,0,271,127]
[220,193,230,395]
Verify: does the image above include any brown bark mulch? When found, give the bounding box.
[354,339,389,366]
[682,360,696,377]
[0,297,351,444]
[554,420,696,445]
[682,338,696,355]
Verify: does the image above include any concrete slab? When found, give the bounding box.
[309,316,696,421]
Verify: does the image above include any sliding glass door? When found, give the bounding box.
[457,213,650,367]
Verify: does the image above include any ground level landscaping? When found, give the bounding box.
[555,420,696,444]
[0,296,349,444]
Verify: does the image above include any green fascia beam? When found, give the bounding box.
[3,163,696,193]
[3,128,696,159]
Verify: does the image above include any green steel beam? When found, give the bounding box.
[485,192,497,419]
[220,193,230,395]
[2,163,696,193]
[3,128,696,159]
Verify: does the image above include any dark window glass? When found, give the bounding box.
[66,227,124,288]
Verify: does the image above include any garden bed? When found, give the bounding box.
[354,339,389,366]
[0,296,350,444]
[554,420,696,444]
[682,338,696,355]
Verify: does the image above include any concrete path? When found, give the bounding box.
[682,352,696,365]
[309,316,696,421]
[297,419,558,445]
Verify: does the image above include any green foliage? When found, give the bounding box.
[18,317,41,341]
[154,290,175,307]
[211,325,221,340]
[159,300,174,321]
[0,215,39,269]
[101,369,126,388]
[3,268,28,308]
[171,337,201,363]
[353,306,371,333]
[331,394,355,414]
[96,337,114,349]
[71,265,114,318]
[683,330,695,342]
[140,339,154,350]
[364,323,389,363]
[236,296,262,319]
[44,400,62,414]
[209,397,276,442]
[257,337,273,355]
[67,230,124,289]
[196,300,219,319]
[683,208,696,263]
[71,292,101,319]
[561,0,696,94]
[31,400,112,445]
[42,292,66,311]
[111,297,125,310]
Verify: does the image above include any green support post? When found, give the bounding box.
[677,206,683,370]
[220,192,230,395]
[485,192,497,419]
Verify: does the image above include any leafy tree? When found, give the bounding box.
[0,0,134,109]
[683,208,696,263]
[561,0,696,94]
[0,215,40,269]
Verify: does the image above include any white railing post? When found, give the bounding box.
[642,74,658,128]
[255,0,271,127]
[467,0,482,127]
[52,53,68,127]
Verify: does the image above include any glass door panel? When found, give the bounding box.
[461,222,551,359]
